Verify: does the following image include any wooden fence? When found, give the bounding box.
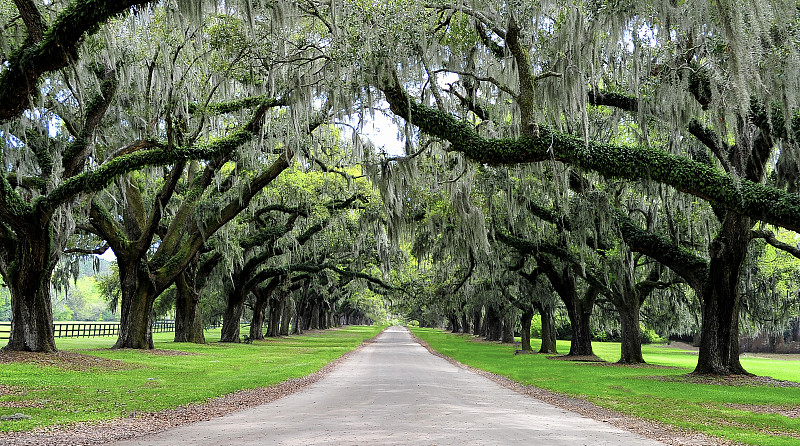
[0,320,175,340]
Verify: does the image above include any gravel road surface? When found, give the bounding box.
[114,326,664,446]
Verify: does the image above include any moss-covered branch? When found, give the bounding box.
[36,128,253,216]
[0,0,155,122]
[380,81,800,233]
[62,67,119,178]
[188,95,286,116]
[611,207,708,293]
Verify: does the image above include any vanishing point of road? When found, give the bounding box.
[116,326,664,445]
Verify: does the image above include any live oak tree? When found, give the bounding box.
[364,0,800,375]
[0,0,246,352]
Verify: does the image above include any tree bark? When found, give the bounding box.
[617,298,644,364]
[472,307,482,336]
[174,271,205,343]
[220,287,246,343]
[694,213,751,375]
[250,294,267,340]
[533,302,558,354]
[267,297,281,337]
[565,287,596,356]
[114,259,156,349]
[484,306,502,341]
[501,312,515,343]
[448,313,461,333]
[460,312,470,334]
[279,296,292,336]
[2,234,57,352]
[519,308,533,351]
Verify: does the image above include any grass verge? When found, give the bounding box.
[0,325,384,433]
[410,327,800,446]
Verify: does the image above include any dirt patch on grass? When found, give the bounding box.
[547,354,606,362]
[650,374,800,388]
[726,403,800,418]
[136,349,197,356]
[0,351,134,372]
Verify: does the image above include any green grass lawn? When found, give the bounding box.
[411,327,800,446]
[0,325,384,433]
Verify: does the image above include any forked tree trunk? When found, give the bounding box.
[694,213,751,375]
[484,306,502,341]
[267,297,281,337]
[460,313,470,334]
[174,273,205,344]
[3,234,57,352]
[449,314,460,333]
[564,285,597,357]
[310,300,320,330]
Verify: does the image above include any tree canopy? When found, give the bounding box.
[1,0,800,376]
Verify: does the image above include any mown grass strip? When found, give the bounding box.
[410,327,800,446]
[0,325,384,433]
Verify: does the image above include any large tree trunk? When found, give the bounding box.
[501,312,515,343]
[534,302,558,354]
[310,299,320,330]
[519,308,533,352]
[472,307,482,336]
[448,313,461,333]
[174,272,205,344]
[279,296,292,336]
[3,235,57,352]
[220,287,246,343]
[115,261,156,349]
[617,297,644,364]
[484,306,502,341]
[267,297,281,337]
[694,213,751,375]
[249,294,267,340]
[564,286,597,357]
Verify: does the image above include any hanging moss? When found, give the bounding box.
[381,83,800,233]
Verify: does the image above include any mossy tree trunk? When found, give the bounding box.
[694,213,751,375]
[519,307,534,352]
[174,268,205,344]
[617,299,645,364]
[279,295,292,336]
[536,303,558,354]
[1,229,57,353]
[114,257,159,349]
[471,307,482,336]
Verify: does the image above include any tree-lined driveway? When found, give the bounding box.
[116,327,663,445]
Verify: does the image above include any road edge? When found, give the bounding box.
[407,328,732,446]
[0,326,388,446]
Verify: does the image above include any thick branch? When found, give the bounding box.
[0,0,155,122]
[380,81,800,233]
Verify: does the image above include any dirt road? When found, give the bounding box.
[115,326,664,445]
